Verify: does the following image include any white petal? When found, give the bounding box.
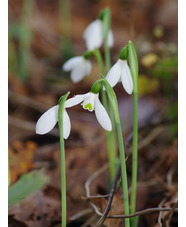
[70,59,91,83]
[121,61,133,94]
[105,59,123,88]
[82,93,96,112]
[84,59,92,75]
[36,105,58,135]
[63,109,71,139]
[108,29,114,47]
[65,92,91,108]
[83,19,103,50]
[94,96,112,131]
[63,56,84,71]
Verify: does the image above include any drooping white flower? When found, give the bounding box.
[65,92,112,131]
[35,95,85,139]
[105,59,133,94]
[63,56,91,83]
[83,19,114,51]
[36,92,112,139]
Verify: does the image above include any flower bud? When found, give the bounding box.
[119,45,128,61]
[83,50,92,60]
[91,80,103,94]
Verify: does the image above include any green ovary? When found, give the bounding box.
[85,103,93,111]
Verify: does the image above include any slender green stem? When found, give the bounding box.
[104,35,111,71]
[116,121,130,227]
[127,40,139,226]
[58,114,66,227]
[58,93,70,227]
[130,92,138,215]
[101,77,130,227]
[93,48,105,74]
[93,48,117,183]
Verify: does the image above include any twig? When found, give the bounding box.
[85,163,109,217]
[158,198,167,227]
[69,208,93,221]
[104,207,178,219]
[162,201,178,226]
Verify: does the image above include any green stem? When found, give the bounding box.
[130,92,138,215]
[58,93,70,227]
[116,121,130,227]
[104,35,111,71]
[93,48,117,184]
[101,77,130,227]
[93,48,104,74]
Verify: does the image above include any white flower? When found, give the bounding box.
[35,96,82,139]
[83,19,114,51]
[36,92,112,139]
[105,59,133,94]
[63,56,91,83]
[65,92,112,131]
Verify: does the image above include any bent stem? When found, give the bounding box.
[101,76,130,227]
[93,48,117,184]
[58,92,70,227]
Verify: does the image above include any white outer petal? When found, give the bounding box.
[63,56,84,71]
[105,59,122,88]
[36,105,58,135]
[94,95,112,131]
[108,29,114,47]
[63,109,71,139]
[121,61,133,95]
[65,92,91,108]
[70,59,91,83]
[83,19,103,50]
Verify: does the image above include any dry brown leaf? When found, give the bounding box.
[9,191,61,227]
[9,141,37,183]
[91,194,125,227]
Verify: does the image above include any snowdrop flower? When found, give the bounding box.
[36,100,76,139]
[65,92,112,131]
[83,19,114,51]
[105,59,133,95]
[63,56,91,83]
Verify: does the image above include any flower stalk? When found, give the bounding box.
[101,7,112,71]
[58,92,70,227]
[93,47,117,184]
[128,41,138,226]
[100,75,130,227]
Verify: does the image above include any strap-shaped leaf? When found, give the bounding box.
[8,169,49,208]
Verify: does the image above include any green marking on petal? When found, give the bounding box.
[85,103,93,111]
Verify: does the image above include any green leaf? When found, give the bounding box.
[8,169,49,208]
